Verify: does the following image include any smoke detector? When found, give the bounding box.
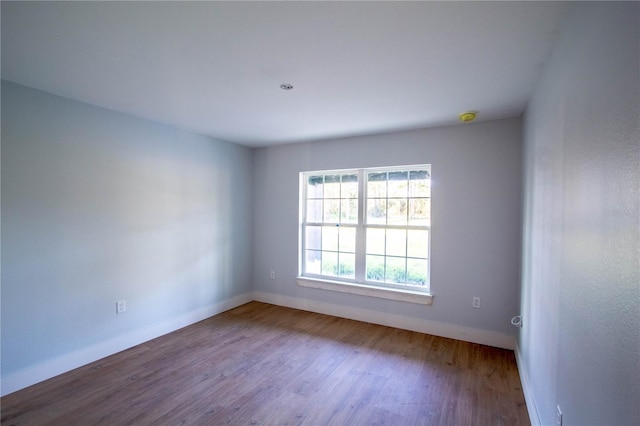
[458,111,477,122]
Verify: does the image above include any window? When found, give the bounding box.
[299,165,432,304]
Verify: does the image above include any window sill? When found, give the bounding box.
[296,277,433,305]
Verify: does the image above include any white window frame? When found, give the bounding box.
[297,165,433,305]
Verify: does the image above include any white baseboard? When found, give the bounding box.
[514,341,540,426]
[253,291,515,350]
[2,292,518,397]
[0,293,253,397]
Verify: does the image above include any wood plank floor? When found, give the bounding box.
[1,302,529,425]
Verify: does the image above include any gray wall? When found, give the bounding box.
[253,118,523,335]
[521,3,640,425]
[1,81,253,375]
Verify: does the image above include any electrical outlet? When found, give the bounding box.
[270,271,276,279]
[556,405,562,426]
[116,300,126,314]
[472,296,481,309]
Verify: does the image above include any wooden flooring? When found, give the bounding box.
[1,302,529,425]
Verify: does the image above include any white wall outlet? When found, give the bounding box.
[116,300,126,314]
[556,405,562,426]
[270,271,275,279]
[472,296,481,309]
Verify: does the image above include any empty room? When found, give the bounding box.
[1,1,638,425]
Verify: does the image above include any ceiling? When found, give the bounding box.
[1,1,572,147]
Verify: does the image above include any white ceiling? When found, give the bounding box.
[1,1,571,147]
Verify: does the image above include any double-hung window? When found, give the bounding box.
[299,165,432,304]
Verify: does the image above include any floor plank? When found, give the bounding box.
[1,302,529,425]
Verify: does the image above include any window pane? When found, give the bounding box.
[385,256,406,283]
[367,199,386,224]
[307,176,324,198]
[366,228,385,255]
[305,226,322,250]
[407,258,428,285]
[324,199,340,222]
[306,250,321,275]
[306,199,323,222]
[322,226,338,252]
[387,199,407,225]
[366,255,385,281]
[386,229,407,257]
[339,227,356,253]
[341,199,358,223]
[322,251,338,277]
[367,172,387,198]
[341,174,358,199]
[408,198,430,226]
[409,170,430,197]
[407,229,429,258]
[324,175,341,198]
[338,253,355,278]
[388,171,408,197]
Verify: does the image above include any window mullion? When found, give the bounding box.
[355,170,366,282]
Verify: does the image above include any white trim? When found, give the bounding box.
[514,341,541,426]
[1,291,518,397]
[297,276,433,305]
[0,293,253,397]
[254,291,514,350]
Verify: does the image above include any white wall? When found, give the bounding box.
[521,3,639,425]
[252,118,523,341]
[1,81,254,392]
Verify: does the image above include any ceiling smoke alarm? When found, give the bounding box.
[459,111,477,122]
